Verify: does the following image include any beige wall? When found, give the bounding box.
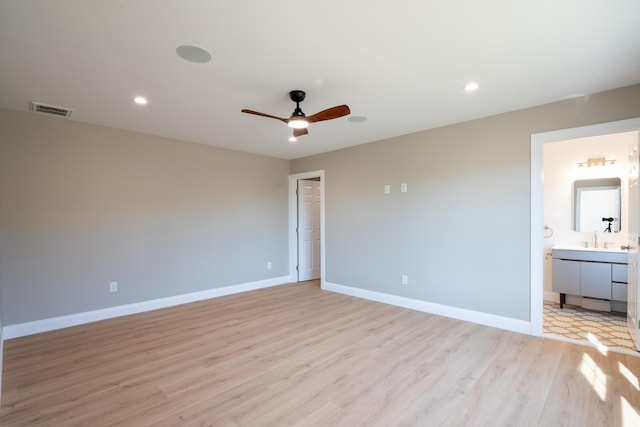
[290,84,640,321]
[0,108,290,324]
[1,85,639,328]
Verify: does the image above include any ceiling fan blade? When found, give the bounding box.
[241,109,289,124]
[306,105,351,123]
[293,128,309,138]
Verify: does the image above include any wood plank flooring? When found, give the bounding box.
[1,281,639,426]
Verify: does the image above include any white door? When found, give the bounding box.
[297,180,321,281]
[627,136,640,350]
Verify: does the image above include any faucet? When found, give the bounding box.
[594,231,598,248]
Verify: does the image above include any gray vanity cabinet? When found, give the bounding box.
[611,264,628,304]
[551,248,628,310]
[580,262,612,299]
[551,258,580,295]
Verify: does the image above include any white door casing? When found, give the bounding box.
[288,170,325,287]
[531,118,640,337]
[628,135,640,350]
[297,180,321,281]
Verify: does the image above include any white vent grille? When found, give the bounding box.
[29,101,73,117]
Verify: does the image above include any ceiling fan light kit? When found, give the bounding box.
[287,118,309,129]
[242,90,350,139]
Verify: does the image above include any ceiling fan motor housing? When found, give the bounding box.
[291,107,306,118]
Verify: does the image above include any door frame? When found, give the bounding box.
[530,117,640,336]
[288,170,325,287]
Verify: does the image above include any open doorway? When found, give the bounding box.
[288,170,325,287]
[543,133,635,353]
[531,118,640,354]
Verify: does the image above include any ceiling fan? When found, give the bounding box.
[241,90,350,139]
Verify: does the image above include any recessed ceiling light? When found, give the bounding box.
[463,82,479,92]
[348,115,368,123]
[176,45,212,63]
[133,96,148,105]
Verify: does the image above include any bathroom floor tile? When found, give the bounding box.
[543,301,638,354]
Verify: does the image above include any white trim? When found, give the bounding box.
[2,276,289,339]
[325,282,531,335]
[530,118,640,337]
[531,133,544,336]
[288,170,325,288]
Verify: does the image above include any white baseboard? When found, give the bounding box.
[544,291,559,302]
[3,276,289,339]
[324,282,531,335]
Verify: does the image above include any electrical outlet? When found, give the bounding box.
[401,275,408,285]
[401,183,408,193]
[384,184,390,194]
[109,281,118,293]
[267,262,272,270]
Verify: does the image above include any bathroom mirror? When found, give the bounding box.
[573,177,621,232]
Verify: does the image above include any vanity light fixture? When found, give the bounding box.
[576,157,616,167]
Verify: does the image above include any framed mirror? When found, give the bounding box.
[573,177,621,232]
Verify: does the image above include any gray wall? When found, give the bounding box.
[0,108,290,325]
[1,85,639,328]
[291,84,640,321]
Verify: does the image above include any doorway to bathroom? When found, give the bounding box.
[531,118,640,354]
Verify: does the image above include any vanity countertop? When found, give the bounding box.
[552,246,628,263]
[551,245,627,254]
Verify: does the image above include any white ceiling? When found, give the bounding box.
[1,1,639,160]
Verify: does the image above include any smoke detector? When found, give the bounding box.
[29,101,73,117]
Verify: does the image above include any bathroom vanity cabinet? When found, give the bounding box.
[551,248,628,312]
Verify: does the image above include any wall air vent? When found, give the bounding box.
[29,101,73,118]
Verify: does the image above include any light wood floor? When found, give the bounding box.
[1,281,639,426]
